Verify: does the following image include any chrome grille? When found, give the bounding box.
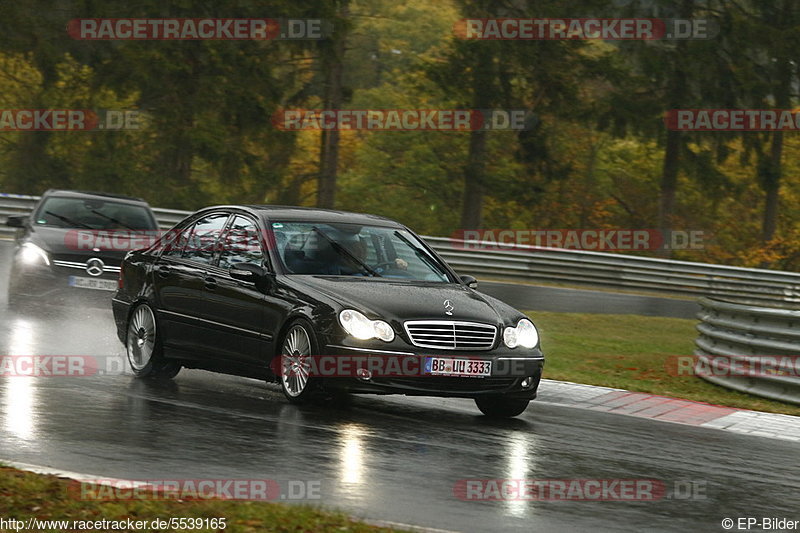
[52,260,121,273]
[403,320,497,350]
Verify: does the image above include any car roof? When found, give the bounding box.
[42,189,150,206]
[200,204,404,227]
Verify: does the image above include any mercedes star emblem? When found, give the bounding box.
[443,299,454,315]
[85,258,105,277]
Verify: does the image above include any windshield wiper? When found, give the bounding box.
[311,226,381,277]
[90,209,136,230]
[44,210,93,229]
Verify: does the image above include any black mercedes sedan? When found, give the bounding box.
[112,205,545,417]
[5,189,159,307]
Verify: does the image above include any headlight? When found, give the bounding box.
[18,243,50,266]
[339,309,395,342]
[503,318,539,349]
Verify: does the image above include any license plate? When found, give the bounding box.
[68,276,117,291]
[425,357,491,377]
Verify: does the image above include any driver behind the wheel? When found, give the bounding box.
[337,234,408,276]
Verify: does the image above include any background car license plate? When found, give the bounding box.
[425,357,491,377]
[69,276,117,291]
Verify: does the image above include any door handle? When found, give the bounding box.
[155,265,170,278]
[204,276,218,290]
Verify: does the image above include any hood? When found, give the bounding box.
[285,276,522,325]
[28,226,146,263]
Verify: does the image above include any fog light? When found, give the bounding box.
[357,368,372,381]
[521,376,534,389]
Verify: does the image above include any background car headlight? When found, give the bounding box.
[339,309,395,342]
[503,318,539,349]
[18,243,50,266]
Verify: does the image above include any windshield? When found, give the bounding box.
[33,196,157,230]
[272,221,451,282]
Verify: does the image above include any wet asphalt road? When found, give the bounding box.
[0,241,797,532]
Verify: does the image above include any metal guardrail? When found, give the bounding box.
[2,192,800,305]
[424,237,800,306]
[694,297,800,405]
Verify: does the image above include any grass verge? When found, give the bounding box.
[0,465,404,533]
[526,310,800,416]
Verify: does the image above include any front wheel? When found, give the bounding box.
[126,303,180,379]
[475,396,530,418]
[278,320,321,403]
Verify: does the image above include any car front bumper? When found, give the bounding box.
[318,342,544,399]
[8,261,119,306]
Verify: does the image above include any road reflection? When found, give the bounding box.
[504,433,536,517]
[3,378,36,441]
[338,423,368,486]
[3,317,38,441]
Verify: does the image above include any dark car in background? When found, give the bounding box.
[5,189,159,307]
[112,205,545,417]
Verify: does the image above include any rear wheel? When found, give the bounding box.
[474,396,530,418]
[126,303,180,379]
[279,320,321,403]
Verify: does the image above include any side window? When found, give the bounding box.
[161,224,194,258]
[219,216,264,270]
[182,213,230,265]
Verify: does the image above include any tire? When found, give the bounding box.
[278,319,321,403]
[474,396,530,418]
[126,303,181,379]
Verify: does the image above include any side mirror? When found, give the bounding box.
[460,274,478,289]
[230,263,274,293]
[5,215,26,228]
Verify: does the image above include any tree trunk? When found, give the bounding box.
[658,128,681,240]
[169,133,193,206]
[317,1,349,209]
[461,130,488,228]
[656,0,693,257]
[762,131,783,243]
[757,0,793,249]
[460,42,494,229]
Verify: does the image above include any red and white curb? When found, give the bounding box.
[537,379,800,442]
